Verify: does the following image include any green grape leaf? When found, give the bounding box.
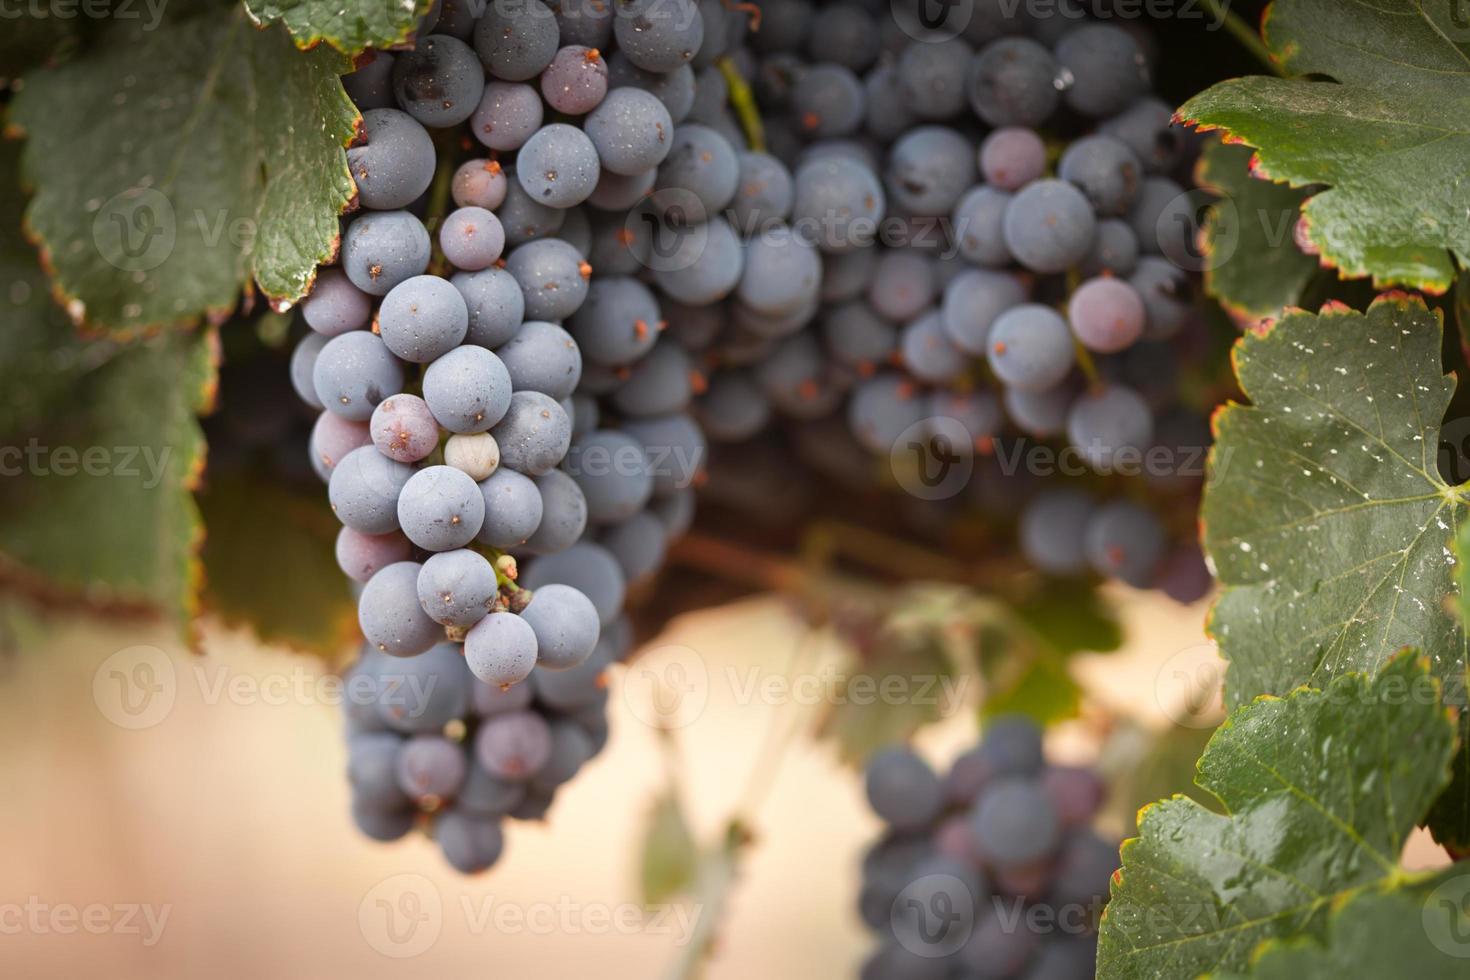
[244,0,430,55]
[1097,653,1459,979]
[1201,294,1468,706]
[639,789,699,905]
[1210,866,1470,979]
[199,468,357,657]
[0,141,217,628]
[9,6,358,336]
[979,653,1080,725]
[1177,0,1470,293]
[1010,579,1123,658]
[1194,138,1316,323]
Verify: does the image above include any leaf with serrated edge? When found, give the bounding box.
[1209,866,1470,980]
[1177,0,1470,293]
[9,8,358,336]
[0,141,218,628]
[245,0,431,55]
[1097,653,1458,980]
[1195,138,1316,322]
[1202,294,1467,706]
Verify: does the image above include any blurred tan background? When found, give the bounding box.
[0,589,1449,978]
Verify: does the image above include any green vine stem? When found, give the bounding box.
[717,56,766,153]
[1199,0,1287,78]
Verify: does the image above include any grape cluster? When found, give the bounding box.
[295,0,1217,868]
[343,627,625,871]
[859,720,1117,979]
[293,0,720,868]
[657,0,1211,599]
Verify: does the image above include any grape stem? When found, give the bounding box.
[1072,340,1102,389]
[660,627,822,980]
[1199,0,1287,77]
[668,527,1024,597]
[717,56,766,154]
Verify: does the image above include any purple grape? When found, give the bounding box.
[396,734,468,804]
[359,561,444,657]
[517,123,602,208]
[417,548,498,627]
[540,44,609,114]
[475,710,554,781]
[477,468,545,548]
[423,345,513,434]
[310,412,372,482]
[440,206,506,271]
[371,394,441,463]
[979,126,1046,191]
[452,158,509,210]
[465,611,539,687]
[473,0,560,81]
[337,527,414,584]
[393,34,484,128]
[398,465,486,551]
[1067,276,1146,354]
[303,267,373,336]
[987,304,1074,392]
[471,81,544,151]
[348,108,436,210]
[377,274,470,363]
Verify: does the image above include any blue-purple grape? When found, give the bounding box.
[477,467,545,548]
[453,267,526,349]
[417,548,497,627]
[359,561,444,657]
[423,345,514,433]
[491,390,573,475]
[342,210,431,296]
[349,108,436,210]
[986,304,1074,391]
[393,34,485,127]
[474,0,560,81]
[584,86,675,175]
[465,611,539,686]
[398,465,487,551]
[378,274,470,363]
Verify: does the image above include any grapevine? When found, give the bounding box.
[3,0,1470,976]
